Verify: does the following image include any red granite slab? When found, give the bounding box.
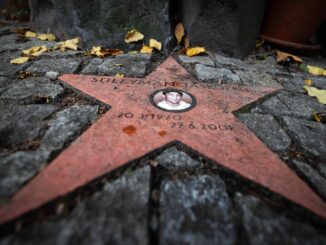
[0,57,325,225]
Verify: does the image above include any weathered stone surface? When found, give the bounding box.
[281,117,326,161]
[42,50,84,58]
[235,193,326,245]
[237,113,291,153]
[160,175,237,245]
[0,77,64,101]
[0,77,11,94]
[195,64,241,83]
[178,55,215,66]
[247,56,285,76]
[28,0,173,50]
[179,0,268,57]
[319,164,326,179]
[0,105,59,147]
[155,147,202,171]
[234,69,282,88]
[259,92,326,119]
[291,159,326,199]
[1,166,150,245]
[0,34,56,52]
[0,151,50,198]
[283,76,326,94]
[279,77,305,94]
[40,105,98,153]
[0,50,30,76]
[81,54,151,77]
[26,58,82,75]
[45,71,60,80]
[215,53,248,69]
[0,27,10,36]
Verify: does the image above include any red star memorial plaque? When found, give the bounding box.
[0,57,325,225]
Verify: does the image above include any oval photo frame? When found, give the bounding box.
[150,89,197,113]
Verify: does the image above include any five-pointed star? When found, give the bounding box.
[0,57,325,225]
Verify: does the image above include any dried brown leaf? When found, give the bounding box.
[175,23,185,45]
[276,51,302,64]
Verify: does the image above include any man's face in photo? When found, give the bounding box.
[165,91,182,104]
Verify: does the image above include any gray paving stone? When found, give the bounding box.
[235,193,326,245]
[0,77,11,94]
[0,34,56,52]
[237,113,291,153]
[319,164,326,179]
[281,116,326,161]
[0,27,11,36]
[81,54,151,77]
[281,75,326,94]
[0,150,50,198]
[42,50,84,58]
[279,77,305,94]
[215,54,248,69]
[259,92,326,119]
[160,175,237,245]
[40,105,98,153]
[0,50,31,76]
[195,64,242,84]
[234,69,282,88]
[248,56,284,75]
[0,77,64,102]
[0,104,59,147]
[155,147,202,171]
[1,166,150,245]
[291,159,326,199]
[45,71,59,80]
[178,55,215,66]
[26,58,82,75]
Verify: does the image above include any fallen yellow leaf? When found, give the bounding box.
[149,39,162,51]
[115,74,124,78]
[305,79,313,86]
[125,29,144,43]
[10,57,30,64]
[56,38,80,52]
[128,51,138,55]
[25,31,37,38]
[140,45,153,54]
[304,85,326,104]
[175,23,185,45]
[37,33,56,41]
[22,45,47,57]
[90,46,123,57]
[185,47,206,57]
[276,51,302,63]
[307,65,326,76]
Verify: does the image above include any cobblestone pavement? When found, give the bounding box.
[0,21,326,244]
